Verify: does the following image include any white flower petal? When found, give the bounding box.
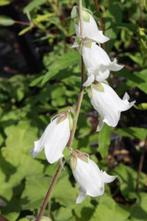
[76,189,86,204]
[123,92,130,100]
[123,93,136,110]
[101,171,117,183]
[32,114,70,164]
[32,120,56,157]
[90,83,135,129]
[96,68,110,82]
[82,43,111,70]
[109,58,124,71]
[103,111,121,128]
[83,75,95,87]
[75,13,109,44]
[44,117,70,163]
[82,43,123,85]
[32,140,44,158]
[96,30,109,44]
[72,156,115,203]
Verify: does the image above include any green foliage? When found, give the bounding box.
[115,127,147,140]
[40,50,79,86]
[23,0,47,14]
[0,0,147,221]
[0,16,15,26]
[0,0,11,6]
[91,195,129,221]
[98,125,112,158]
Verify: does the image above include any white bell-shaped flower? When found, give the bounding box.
[71,152,116,204]
[75,9,109,44]
[90,82,135,131]
[32,112,71,164]
[82,42,123,86]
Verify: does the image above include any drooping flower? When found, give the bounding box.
[90,82,135,131]
[32,112,72,164]
[75,8,109,44]
[82,42,123,86]
[71,151,116,204]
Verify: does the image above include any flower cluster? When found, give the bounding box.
[32,6,135,204]
[73,7,135,131]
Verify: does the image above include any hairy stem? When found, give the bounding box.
[35,1,84,220]
[67,0,84,148]
[35,161,63,221]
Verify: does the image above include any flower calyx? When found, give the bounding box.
[70,150,89,170]
[71,6,92,22]
[92,82,105,92]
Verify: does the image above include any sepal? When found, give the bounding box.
[92,82,104,92]
[67,112,73,131]
[56,112,67,124]
[83,10,90,22]
[70,155,77,170]
[71,6,78,19]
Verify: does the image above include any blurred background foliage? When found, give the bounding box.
[0,0,147,220]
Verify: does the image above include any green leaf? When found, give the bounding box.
[4,212,19,221]
[53,192,94,221]
[135,103,147,110]
[41,217,52,221]
[53,207,75,221]
[73,197,94,221]
[0,134,4,146]
[21,175,50,209]
[129,70,147,93]
[51,85,66,107]
[41,50,80,85]
[90,194,129,221]
[53,172,77,205]
[1,121,44,190]
[121,69,147,94]
[98,125,112,158]
[0,169,13,200]
[19,25,33,36]
[127,53,143,66]
[23,0,46,14]
[114,164,146,199]
[18,218,30,221]
[115,127,147,140]
[0,16,15,26]
[130,193,147,220]
[0,0,11,6]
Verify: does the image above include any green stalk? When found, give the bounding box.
[35,1,84,220]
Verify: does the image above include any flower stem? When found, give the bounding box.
[35,161,63,221]
[35,1,84,220]
[15,20,31,26]
[67,0,84,148]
